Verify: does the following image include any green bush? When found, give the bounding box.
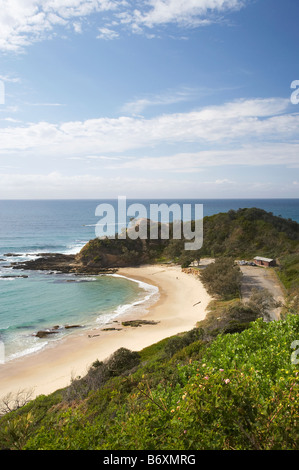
[164,328,203,358]
[1,315,299,450]
[105,348,140,377]
[200,257,242,300]
[64,348,140,402]
[99,314,299,450]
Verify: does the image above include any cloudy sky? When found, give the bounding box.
[0,0,298,199]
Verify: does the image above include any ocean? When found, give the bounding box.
[0,198,298,362]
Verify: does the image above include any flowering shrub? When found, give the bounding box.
[97,315,299,450]
[1,315,298,450]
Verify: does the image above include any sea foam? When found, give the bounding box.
[109,273,159,317]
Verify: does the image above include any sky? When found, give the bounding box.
[0,0,298,199]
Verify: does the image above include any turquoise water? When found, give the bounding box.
[0,199,298,362]
[0,271,157,361]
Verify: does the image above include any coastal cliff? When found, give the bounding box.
[9,234,164,274]
[8,208,299,276]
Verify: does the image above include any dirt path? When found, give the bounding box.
[240,266,285,320]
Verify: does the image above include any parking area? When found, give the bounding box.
[240,265,285,320]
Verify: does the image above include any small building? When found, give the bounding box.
[254,256,276,267]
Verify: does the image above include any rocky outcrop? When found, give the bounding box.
[4,253,22,257]
[7,238,149,274]
[35,330,59,338]
[6,227,168,274]
[121,320,159,327]
[182,267,200,276]
[7,251,117,274]
[35,324,83,338]
[10,253,79,273]
[0,274,28,278]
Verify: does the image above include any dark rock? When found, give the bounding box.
[101,327,122,331]
[121,320,159,327]
[35,330,59,338]
[11,253,78,273]
[8,251,118,275]
[0,275,28,279]
[4,253,22,257]
[35,324,82,338]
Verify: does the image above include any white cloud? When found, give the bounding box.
[1,117,22,123]
[109,143,299,172]
[130,0,244,29]
[0,171,294,199]
[121,87,199,115]
[0,0,118,51]
[215,178,234,184]
[0,74,21,83]
[73,22,83,33]
[68,154,123,161]
[0,0,246,51]
[109,0,246,38]
[27,102,65,107]
[97,27,119,40]
[0,98,295,157]
[0,171,185,198]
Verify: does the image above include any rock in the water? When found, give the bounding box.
[4,253,22,257]
[35,330,59,338]
[0,275,28,279]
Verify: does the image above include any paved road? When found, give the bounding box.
[240,266,285,320]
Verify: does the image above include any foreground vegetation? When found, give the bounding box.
[0,309,298,450]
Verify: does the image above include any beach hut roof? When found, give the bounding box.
[254,256,274,263]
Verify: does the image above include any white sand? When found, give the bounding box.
[0,264,211,400]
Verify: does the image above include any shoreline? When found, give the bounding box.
[0,264,212,400]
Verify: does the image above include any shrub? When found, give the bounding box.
[200,257,242,300]
[100,315,299,450]
[246,288,281,321]
[2,315,299,450]
[105,348,140,377]
[164,328,203,358]
[64,348,140,402]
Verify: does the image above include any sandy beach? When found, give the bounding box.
[0,264,211,400]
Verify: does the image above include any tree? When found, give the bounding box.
[179,251,196,268]
[246,288,281,321]
[200,257,242,300]
[0,389,33,416]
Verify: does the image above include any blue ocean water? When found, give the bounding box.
[0,198,298,362]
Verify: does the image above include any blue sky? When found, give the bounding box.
[0,0,298,199]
